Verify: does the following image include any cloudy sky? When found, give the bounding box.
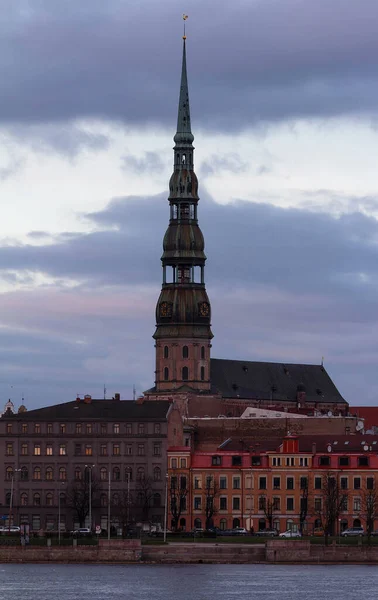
[1,0,378,410]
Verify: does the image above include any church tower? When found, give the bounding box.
[153,35,213,393]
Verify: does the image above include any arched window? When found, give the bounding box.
[137,492,144,506]
[113,493,119,506]
[20,467,28,481]
[353,518,362,528]
[137,467,145,480]
[201,346,205,360]
[201,366,205,381]
[220,518,227,531]
[182,346,189,359]
[232,518,240,528]
[164,367,169,381]
[59,493,66,507]
[125,468,132,481]
[74,468,81,481]
[153,493,161,507]
[46,492,53,506]
[6,467,13,481]
[113,467,120,481]
[194,518,202,529]
[46,467,54,481]
[179,517,186,531]
[20,493,28,506]
[59,467,67,481]
[100,494,107,507]
[154,467,161,482]
[164,346,169,359]
[286,519,294,531]
[100,467,107,481]
[33,467,41,480]
[182,366,189,381]
[33,493,41,506]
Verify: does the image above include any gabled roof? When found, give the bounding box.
[210,358,346,405]
[2,399,171,421]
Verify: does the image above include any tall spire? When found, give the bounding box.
[174,38,194,145]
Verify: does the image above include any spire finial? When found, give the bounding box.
[183,14,188,40]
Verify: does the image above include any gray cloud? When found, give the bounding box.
[0,0,377,130]
[121,151,166,174]
[200,153,249,177]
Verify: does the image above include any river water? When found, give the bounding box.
[0,563,376,599]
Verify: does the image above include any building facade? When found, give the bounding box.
[0,397,182,532]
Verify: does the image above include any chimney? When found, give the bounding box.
[114,393,120,401]
[83,394,92,404]
[136,396,144,405]
[312,442,317,455]
[76,396,81,403]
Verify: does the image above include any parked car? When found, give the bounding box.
[370,530,378,537]
[279,530,302,538]
[254,529,279,537]
[0,526,20,533]
[341,527,364,537]
[70,528,91,536]
[232,527,248,535]
[313,528,324,536]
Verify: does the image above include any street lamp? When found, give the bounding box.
[164,473,169,543]
[58,481,66,545]
[85,464,95,531]
[8,468,21,531]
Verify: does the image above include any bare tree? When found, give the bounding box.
[204,475,219,530]
[299,477,309,534]
[135,476,155,522]
[111,490,134,534]
[314,473,347,545]
[361,483,378,544]
[169,473,189,531]
[258,496,276,529]
[66,474,102,527]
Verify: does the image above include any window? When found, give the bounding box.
[46,444,53,456]
[125,467,132,481]
[220,477,227,490]
[258,496,266,510]
[251,456,261,466]
[20,493,28,506]
[314,498,322,511]
[100,494,107,507]
[125,423,132,434]
[367,477,374,490]
[220,497,227,510]
[164,345,169,359]
[154,423,161,434]
[113,423,120,434]
[180,458,186,468]
[201,346,205,360]
[300,477,308,490]
[233,497,240,510]
[46,467,53,481]
[100,444,107,456]
[183,346,189,359]
[33,493,41,506]
[153,443,161,457]
[339,456,349,466]
[354,477,361,490]
[6,442,14,456]
[20,467,28,481]
[74,444,81,456]
[32,515,41,530]
[34,444,41,456]
[47,423,53,434]
[340,477,348,490]
[46,493,53,506]
[201,367,205,381]
[125,444,132,455]
[137,467,145,481]
[85,445,92,456]
[153,493,161,508]
[259,477,267,490]
[194,497,201,510]
[86,424,92,434]
[273,497,281,511]
[60,424,66,434]
[212,455,222,466]
[138,444,145,456]
[59,444,66,456]
[353,498,361,512]
[164,367,169,381]
[341,496,348,511]
[75,423,82,434]
[171,476,178,490]
[286,498,294,511]
[113,444,120,456]
[287,477,294,490]
[101,423,107,434]
[22,424,28,434]
[358,456,369,467]
[59,467,67,481]
[33,467,41,480]
[314,477,322,490]
[34,424,41,434]
[319,456,330,466]
[299,457,308,467]
[6,424,12,434]
[153,467,161,481]
[100,468,107,481]
[113,467,121,481]
[21,443,28,456]
[232,456,242,466]
[75,468,82,481]
[182,366,189,381]
[272,457,281,466]
[171,458,178,469]
[5,467,13,481]
[138,423,145,435]
[194,477,201,489]
[233,477,241,490]
[273,477,280,489]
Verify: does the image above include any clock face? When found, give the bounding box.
[199,302,210,317]
[159,301,172,318]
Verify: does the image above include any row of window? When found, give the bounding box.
[5,491,162,508]
[163,366,206,382]
[5,465,162,483]
[163,346,206,360]
[191,495,362,513]
[5,422,161,435]
[210,455,370,468]
[6,441,161,457]
[190,474,376,491]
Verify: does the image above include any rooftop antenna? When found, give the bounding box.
[103,384,107,400]
[321,356,324,367]
[183,13,188,39]
[133,385,136,401]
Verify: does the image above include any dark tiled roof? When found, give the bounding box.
[3,399,171,421]
[297,434,378,453]
[210,358,346,405]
